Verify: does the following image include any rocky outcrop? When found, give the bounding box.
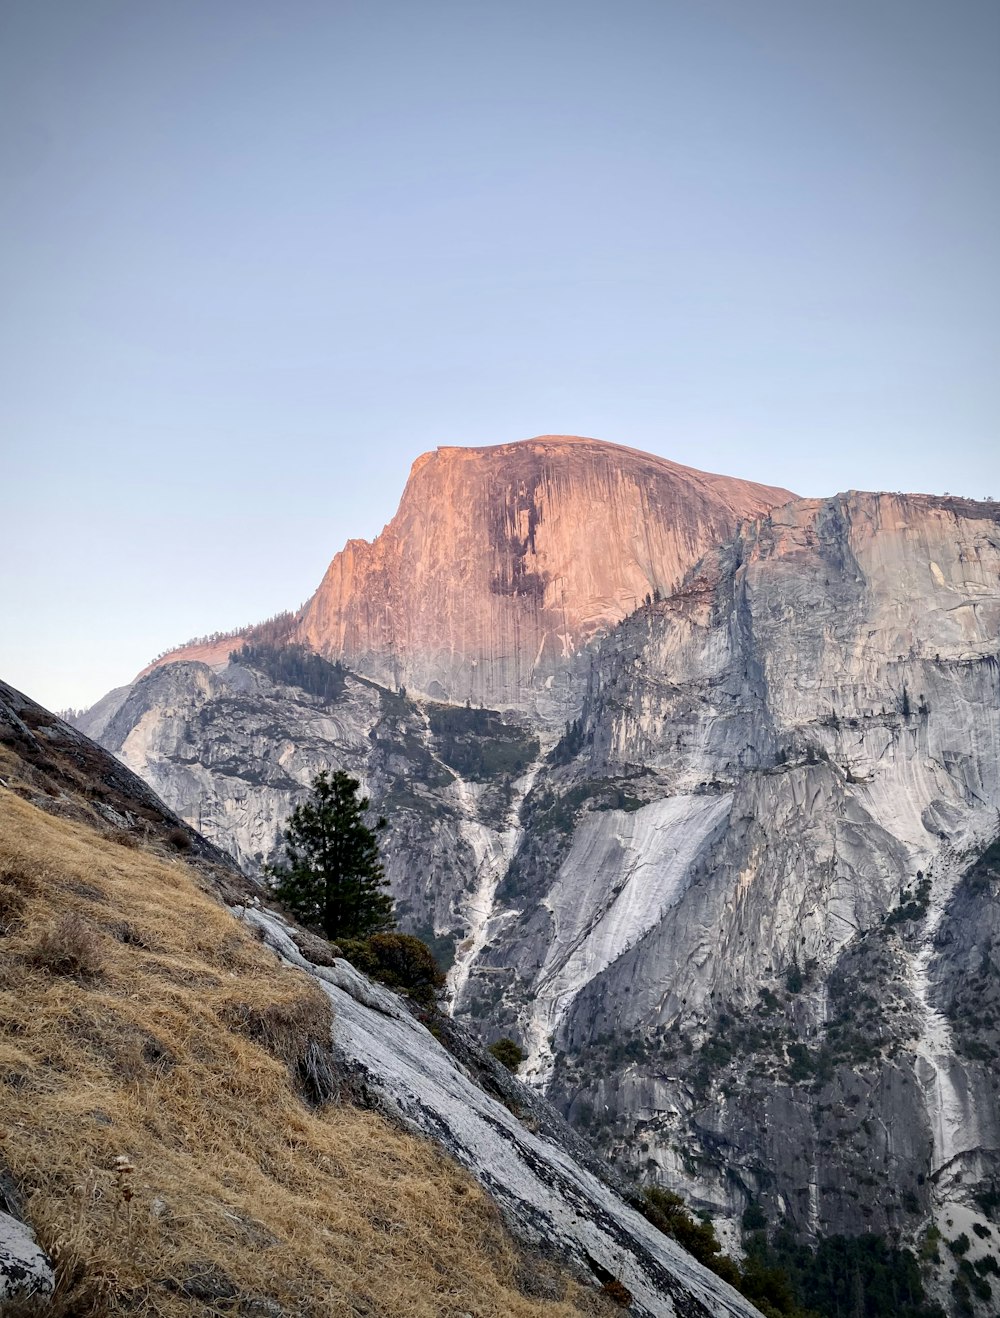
[298,437,792,715]
[240,903,763,1318]
[0,1210,54,1302]
[0,677,244,876]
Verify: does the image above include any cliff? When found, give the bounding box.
[461,491,1000,1308]
[296,436,793,714]
[141,437,793,717]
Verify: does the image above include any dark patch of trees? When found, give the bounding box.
[549,717,586,766]
[747,1228,946,1318]
[149,610,298,665]
[426,703,539,780]
[233,643,346,703]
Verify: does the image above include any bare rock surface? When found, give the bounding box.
[238,905,763,1318]
[298,436,792,715]
[465,491,1000,1269]
[139,436,793,718]
[0,1209,55,1301]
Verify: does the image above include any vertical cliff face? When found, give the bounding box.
[295,436,793,715]
[457,491,1000,1294]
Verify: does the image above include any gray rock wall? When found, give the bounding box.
[80,490,1000,1309]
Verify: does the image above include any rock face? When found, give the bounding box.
[459,491,1000,1296]
[142,437,793,718]
[297,437,792,715]
[0,1210,54,1302]
[0,677,243,873]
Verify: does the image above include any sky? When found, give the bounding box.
[2,0,998,712]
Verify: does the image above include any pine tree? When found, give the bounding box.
[268,770,394,942]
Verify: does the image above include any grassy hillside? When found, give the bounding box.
[0,788,610,1317]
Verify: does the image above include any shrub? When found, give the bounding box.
[339,933,445,1007]
[29,913,104,980]
[639,1187,723,1268]
[166,827,192,851]
[601,1278,632,1306]
[489,1037,526,1072]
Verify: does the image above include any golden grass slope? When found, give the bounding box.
[0,791,611,1317]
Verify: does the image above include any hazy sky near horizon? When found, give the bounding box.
[2,0,998,711]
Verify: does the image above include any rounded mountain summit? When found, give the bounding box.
[161,436,796,716]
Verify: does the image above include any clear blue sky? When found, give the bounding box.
[2,0,998,712]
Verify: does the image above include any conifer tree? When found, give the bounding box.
[268,770,394,942]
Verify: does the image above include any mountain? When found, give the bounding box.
[0,679,763,1317]
[467,491,1000,1312]
[74,439,1000,1316]
[141,436,793,717]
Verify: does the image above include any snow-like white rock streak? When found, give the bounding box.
[907,837,993,1185]
[525,795,733,1081]
[238,906,762,1318]
[448,762,543,1008]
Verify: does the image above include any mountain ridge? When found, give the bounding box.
[137,435,795,716]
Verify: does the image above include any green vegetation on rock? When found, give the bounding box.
[636,1188,816,1318]
[232,642,346,703]
[427,703,539,781]
[745,1227,945,1318]
[338,932,446,1007]
[488,1037,526,1072]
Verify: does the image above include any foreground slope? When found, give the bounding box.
[0,682,762,1318]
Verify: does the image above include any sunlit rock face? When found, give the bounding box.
[297,436,793,716]
[138,436,791,718]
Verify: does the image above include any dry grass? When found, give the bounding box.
[0,791,606,1317]
[28,910,107,979]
